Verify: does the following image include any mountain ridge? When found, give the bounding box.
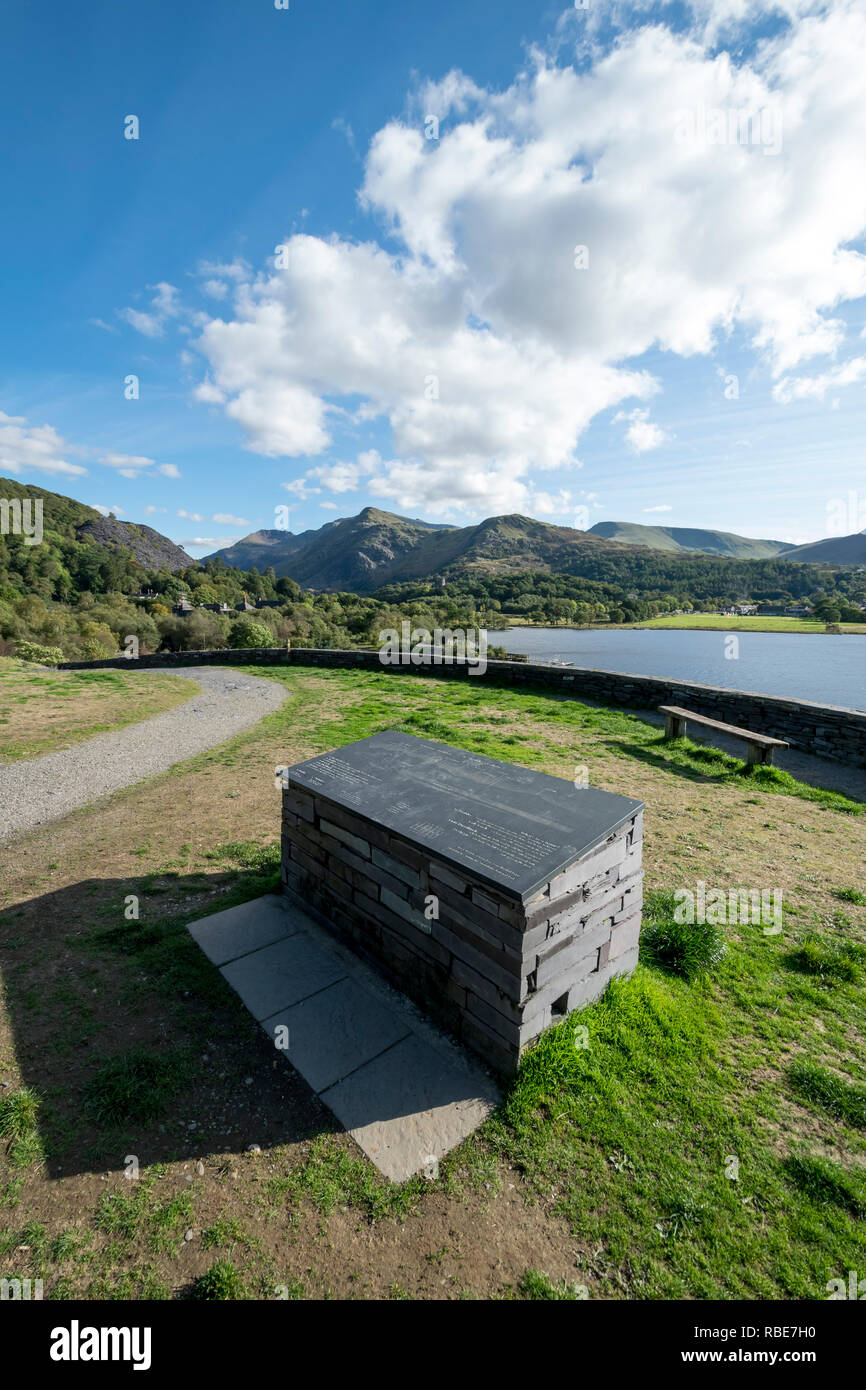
[587,520,794,559]
[204,506,862,593]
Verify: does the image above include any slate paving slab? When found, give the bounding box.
[188,894,300,966]
[320,1034,496,1184]
[220,934,346,1021]
[187,893,499,1181]
[260,976,411,1093]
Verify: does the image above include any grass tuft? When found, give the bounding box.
[639,889,727,981]
[782,1154,866,1219]
[785,934,865,984]
[189,1259,245,1301]
[515,1269,586,1300]
[83,1047,188,1126]
[788,1061,866,1128]
[0,1087,40,1142]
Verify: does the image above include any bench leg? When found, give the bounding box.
[664,714,686,741]
[746,743,773,767]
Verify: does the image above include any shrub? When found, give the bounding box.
[81,638,114,661]
[14,640,64,664]
[227,618,275,649]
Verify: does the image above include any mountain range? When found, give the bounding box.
[206,507,865,590]
[3,476,863,595]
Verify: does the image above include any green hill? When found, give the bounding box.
[588,521,794,559]
[783,531,866,565]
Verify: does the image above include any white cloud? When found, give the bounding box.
[177,508,205,522]
[100,452,157,479]
[332,116,358,157]
[320,501,340,510]
[616,409,669,454]
[0,412,87,477]
[173,536,238,549]
[193,377,226,405]
[184,2,866,513]
[283,476,322,500]
[643,504,673,513]
[90,504,125,517]
[531,490,575,516]
[772,355,866,402]
[212,513,251,526]
[120,282,181,338]
[99,453,181,480]
[144,505,167,515]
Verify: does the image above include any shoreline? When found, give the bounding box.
[489,620,866,636]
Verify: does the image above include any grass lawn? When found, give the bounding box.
[0,661,199,761]
[629,615,866,634]
[499,615,866,634]
[0,664,863,1300]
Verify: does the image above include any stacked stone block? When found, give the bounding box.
[281,778,643,1076]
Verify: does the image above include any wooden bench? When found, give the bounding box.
[659,704,790,766]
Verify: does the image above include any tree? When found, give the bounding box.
[813,598,842,623]
[228,618,275,649]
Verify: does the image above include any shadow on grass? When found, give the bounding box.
[0,861,335,1180]
[608,735,743,787]
[609,734,866,813]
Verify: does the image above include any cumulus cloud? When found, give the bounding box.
[177,508,205,522]
[643,504,673,512]
[185,1,866,513]
[90,503,125,516]
[616,409,669,453]
[212,513,251,525]
[0,412,87,477]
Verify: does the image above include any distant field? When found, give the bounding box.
[0,662,199,761]
[501,615,865,635]
[632,614,866,633]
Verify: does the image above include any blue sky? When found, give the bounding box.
[2,0,865,556]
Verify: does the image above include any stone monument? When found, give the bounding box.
[280,730,644,1075]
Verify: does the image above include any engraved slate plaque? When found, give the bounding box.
[287,730,643,900]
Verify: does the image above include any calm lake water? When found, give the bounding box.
[486,627,866,711]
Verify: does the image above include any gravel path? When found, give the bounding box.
[0,667,288,846]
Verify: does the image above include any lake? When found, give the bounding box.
[485,627,866,711]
